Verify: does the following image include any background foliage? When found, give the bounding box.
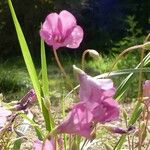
[0,0,150,59]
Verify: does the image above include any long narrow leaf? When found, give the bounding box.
[41,39,49,97]
[115,52,150,100]
[7,0,42,109]
[40,39,54,131]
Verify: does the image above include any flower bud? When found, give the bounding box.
[143,42,150,50]
[87,49,99,60]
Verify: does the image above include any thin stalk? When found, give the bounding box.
[108,45,143,76]
[125,119,131,150]
[137,34,150,150]
[53,49,67,77]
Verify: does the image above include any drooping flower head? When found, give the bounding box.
[40,10,84,50]
[74,65,119,123]
[56,66,119,138]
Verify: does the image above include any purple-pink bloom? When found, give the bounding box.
[40,10,83,50]
[0,106,12,128]
[56,67,119,138]
[56,102,94,138]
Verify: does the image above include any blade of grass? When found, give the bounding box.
[115,52,150,100]
[7,0,42,109]
[41,39,49,97]
[41,39,55,131]
[7,0,52,131]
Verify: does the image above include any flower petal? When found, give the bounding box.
[57,102,93,138]
[97,98,119,123]
[65,25,84,48]
[40,13,59,46]
[59,10,77,36]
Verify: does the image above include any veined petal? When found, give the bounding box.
[59,10,77,36]
[65,25,84,48]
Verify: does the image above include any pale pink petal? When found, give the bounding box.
[0,117,7,127]
[40,13,59,46]
[59,10,76,36]
[0,107,12,117]
[65,25,84,48]
[79,72,115,103]
[93,98,119,123]
[57,102,93,138]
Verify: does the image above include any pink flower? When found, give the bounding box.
[56,66,119,138]
[40,10,83,50]
[0,106,12,128]
[78,68,119,123]
[56,102,94,138]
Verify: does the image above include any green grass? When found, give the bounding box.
[0,51,149,102]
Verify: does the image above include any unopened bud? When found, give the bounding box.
[88,49,99,60]
[143,42,150,50]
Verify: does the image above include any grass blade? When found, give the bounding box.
[7,0,42,109]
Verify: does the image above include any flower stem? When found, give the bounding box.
[53,49,67,77]
[108,44,143,76]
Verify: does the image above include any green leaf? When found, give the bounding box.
[41,39,49,97]
[115,52,150,100]
[7,0,52,131]
[7,0,42,109]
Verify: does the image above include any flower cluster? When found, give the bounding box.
[56,66,119,138]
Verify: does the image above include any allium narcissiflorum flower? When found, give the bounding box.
[40,10,84,50]
[56,66,119,138]
[0,106,12,128]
